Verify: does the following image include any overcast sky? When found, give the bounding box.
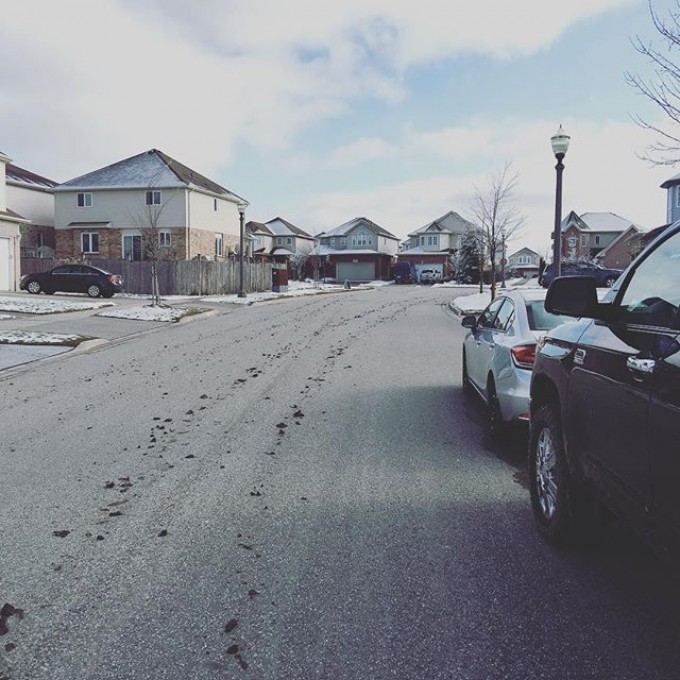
[1,0,677,256]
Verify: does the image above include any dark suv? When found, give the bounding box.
[528,223,680,555]
[540,261,622,288]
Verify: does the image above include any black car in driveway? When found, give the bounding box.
[528,223,680,557]
[539,261,622,288]
[20,264,124,298]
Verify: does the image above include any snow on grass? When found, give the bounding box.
[0,331,88,346]
[204,279,392,305]
[0,296,114,315]
[0,313,16,320]
[96,305,210,322]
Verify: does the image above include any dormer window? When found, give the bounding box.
[146,190,162,205]
[77,192,92,207]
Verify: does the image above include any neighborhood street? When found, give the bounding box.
[1,285,680,680]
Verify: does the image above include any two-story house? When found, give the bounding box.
[312,217,399,282]
[507,247,541,278]
[6,163,58,258]
[0,152,30,291]
[398,211,477,279]
[53,149,248,261]
[247,217,314,264]
[560,211,643,267]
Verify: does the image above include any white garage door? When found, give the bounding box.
[336,262,375,282]
[0,238,11,291]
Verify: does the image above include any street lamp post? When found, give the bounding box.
[500,231,507,289]
[550,125,570,279]
[237,202,247,298]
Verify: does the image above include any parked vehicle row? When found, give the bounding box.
[460,223,680,559]
[20,265,124,298]
[539,261,622,288]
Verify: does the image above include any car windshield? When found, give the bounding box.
[526,301,570,331]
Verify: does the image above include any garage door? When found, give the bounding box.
[336,262,375,282]
[0,238,10,291]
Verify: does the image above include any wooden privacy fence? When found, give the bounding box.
[21,258,273,296]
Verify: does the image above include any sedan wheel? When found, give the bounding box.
[487,378,505,439]
[27,280,42,294]
[462,351,473,396]
[604,276,616,287]
[87,284,102,298]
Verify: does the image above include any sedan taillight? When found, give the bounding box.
[511,343,537,369]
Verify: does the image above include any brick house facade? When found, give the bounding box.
[53,149,247,262]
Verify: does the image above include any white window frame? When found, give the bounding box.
[215,233,223,257]
[81,232,99,253]
[340,237,347,246]
[159,231,171,248]
[146,190,162,206]
[77,192,93,207]
[676,185,680,208]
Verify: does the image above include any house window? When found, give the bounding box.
[340,237,347,246]
[77,192,93,207]
[286,237,292,245]
[330,238,336,246]
[594,235,601,245]
[214,198,218,211]
[420,236,425,246]
[581,235,587,246]
[159,231,171,248]
[356,232,370,246]
[676,186,680,208]
[146,190,161,205]
[215,233,223,257]
[81,232,99,253]
[277,237,284,246]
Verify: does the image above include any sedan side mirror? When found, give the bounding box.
[461,315,477,329]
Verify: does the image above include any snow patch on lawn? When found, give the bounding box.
[0,313,16,320]
[0,296,114,315]
[205,279,392,305]
[0,331,85,345]
[97,305,208,322]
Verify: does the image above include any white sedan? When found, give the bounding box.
[461,289,569,437]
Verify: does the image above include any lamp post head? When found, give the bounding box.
[551,125,570,158]
[237,202,247,217]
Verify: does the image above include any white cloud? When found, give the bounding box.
[298,116,670,254]
[0,0,635,181]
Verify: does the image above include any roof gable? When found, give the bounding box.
[322,217,398,240]
[265,217,314,239]
[409,210,476,237]
[56,149,245,202]
[6,163,58,189]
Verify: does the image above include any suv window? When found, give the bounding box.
[619,231,680,329]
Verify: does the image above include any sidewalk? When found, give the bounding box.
[0,293,207,373]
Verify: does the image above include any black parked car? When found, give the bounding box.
[20,265,124,298]
[539,261,622,288]
[528,223,680,557]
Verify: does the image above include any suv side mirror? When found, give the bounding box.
[545,276,604,319]
[461,315,477,329]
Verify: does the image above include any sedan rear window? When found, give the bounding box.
[526,301,570,331]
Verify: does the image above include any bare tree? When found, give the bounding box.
[468,163,525,299]
[130,186,173,306]
[626,1,680,164]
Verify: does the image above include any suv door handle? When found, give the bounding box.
[626,357,656,376]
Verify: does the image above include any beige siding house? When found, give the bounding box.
[53,149,248,261]
[6,164,58,257]
[0,152,29,291]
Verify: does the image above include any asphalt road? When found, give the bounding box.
[1,285,679,680]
